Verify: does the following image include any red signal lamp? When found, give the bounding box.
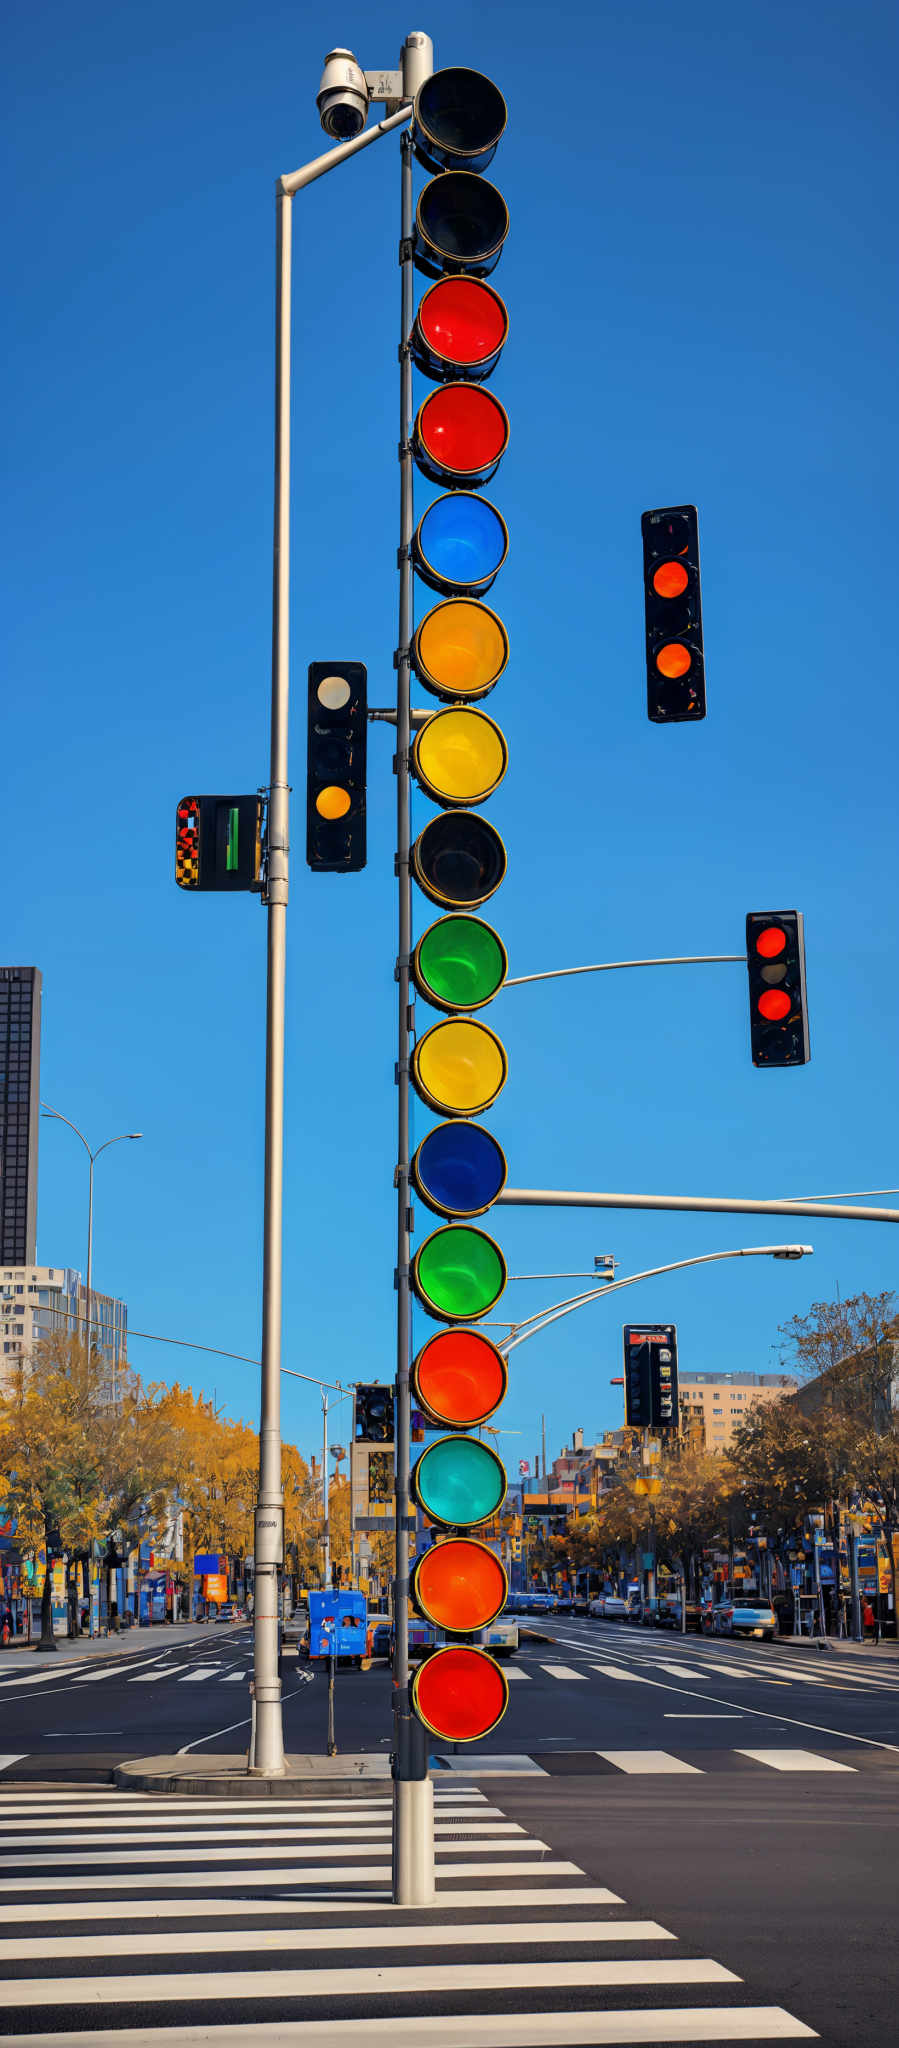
[411,1536,507,1632]
[413,1327,508,1428]
[411,277,508,384]
[411,1643,509,1742]
[412,385,509,489]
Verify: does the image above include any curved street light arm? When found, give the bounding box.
[498,1246,813,1357]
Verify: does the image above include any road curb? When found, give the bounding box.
[114,1752,395,1798]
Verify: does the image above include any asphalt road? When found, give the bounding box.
[3,1616,898,1778]
[1,1619,897,2045]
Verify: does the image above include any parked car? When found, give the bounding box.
[600,1595,630,1621]
[627,1596,645,1624]
[658,1597,703,1632]
[714,1598,777,1640]
[368,1613,392,1659]
[640,1597,665,1626]
[554,1593,573,1614]
[572,1595,589,1616]
[212,1602,244,1623]
[282,1602,307,1645]
[587,1596,604,1617]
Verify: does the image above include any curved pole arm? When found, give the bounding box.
[40,1102,91,1157]
[503,954,745,989]
[280,103,412,198]
[498,1246,812,1357]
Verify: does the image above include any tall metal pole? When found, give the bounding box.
[322,1391,330,1590]
[85,1153,94,1362]
[249,180,291,1777]
[392,119,435,1908]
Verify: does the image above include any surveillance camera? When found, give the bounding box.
[317,49,370,139]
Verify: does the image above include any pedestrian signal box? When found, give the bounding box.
[623,1324,679,1431]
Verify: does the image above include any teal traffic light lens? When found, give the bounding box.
[412,1224,506,1322]
[414,493,508,598]
[412,914,507,1013]
[413,1434,507,1527]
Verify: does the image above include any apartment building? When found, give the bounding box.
[0,1263,128,1403]
[679,1370,797,1450]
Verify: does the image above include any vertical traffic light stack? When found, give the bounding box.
[641,504,706,722]
[396,68,512,1757]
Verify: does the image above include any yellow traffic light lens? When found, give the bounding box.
[315,786,351,820]
[413,599,509,702]
[656,643,691,679]
[412,707,508,807]
[412,1017,507,1116]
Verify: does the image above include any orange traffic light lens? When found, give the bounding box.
[652,561,688,599]
[315,786,351,820]
[413,1537,507,1633]
[413,1327,507,1426]
[758,988,791,1020]
[656,644,691,679]
[756,926,787,959]
[411,1644,508,1741]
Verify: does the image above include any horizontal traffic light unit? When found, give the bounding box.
[175,794,263,892]
[404,63,512,1749]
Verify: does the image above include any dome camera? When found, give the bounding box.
[317,49,371,139]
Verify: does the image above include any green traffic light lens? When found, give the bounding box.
[413,1434,507,1526]
[412,915,507,1014]
[412,1223,506,1323]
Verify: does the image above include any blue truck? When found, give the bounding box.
[307,1589,368,1664]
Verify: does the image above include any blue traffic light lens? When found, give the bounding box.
[412,1119,507,1220]
[414,493,508,597]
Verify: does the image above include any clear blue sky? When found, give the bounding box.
[6,1,897,1476]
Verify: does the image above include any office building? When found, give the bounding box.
[0,1263,129,1403]
[678,1370,797,1449]
[0,967,41,1266]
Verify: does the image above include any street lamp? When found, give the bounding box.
[40,1104,142,1393]
[496,1246,814,1357]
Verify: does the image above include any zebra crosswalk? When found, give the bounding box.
[0,1784,816,2045]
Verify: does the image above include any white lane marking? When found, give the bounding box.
[0,1790,489,1807]
[0,1957,741,2007]
[0,1757,26,1774]
[0,1918,675,1962]
[0,1803,504,1831]
[532,1639,899,1754]
[540,1664,588,1681]
[590,1665,652,1683]
[650,1664,710,1679]
[664,1713,745,1719]
[177,1667,222,1682]
[597,1751,703,1775]
[736,1748,857,1773]
[0,1837,555,1869]
[0,1666,90,1689]
[0,2011,816,2045]
[501,1665,530,1678]
[0,1885,625,1924]
[222,1671,246,1681]
[5,1860,583,1893]
[0,1822,524,1851]
[128,1667,191,1683]
[438,1755,548,1774]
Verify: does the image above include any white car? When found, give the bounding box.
[714,1598,776,1641]
[601,1596,630,1621]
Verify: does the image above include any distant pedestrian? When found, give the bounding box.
[0,1604,13,1648]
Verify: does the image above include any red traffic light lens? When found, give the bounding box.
[656,643,691,679]
[756,926,787,959]
[411,1644,508,1741]
[412,1537,507,1632]
[414,385,509,486]
[413,1327,507,1427]
[413,277,509,379]
[758,988,791,1020]
[652,561,689,599]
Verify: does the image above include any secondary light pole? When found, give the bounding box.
[40,1104,142,1386]
[249,30,432,1781]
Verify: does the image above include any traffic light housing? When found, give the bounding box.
[175,795,263,891]
[623,1325,679,1430]
[641,505,705,722]
[746,911,810,1066]
[354,1384,395,1443]
[306,661,367,872]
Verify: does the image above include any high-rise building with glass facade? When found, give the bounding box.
[0,967,41,1266]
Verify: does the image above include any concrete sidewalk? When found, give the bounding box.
[0,1620,237,1664]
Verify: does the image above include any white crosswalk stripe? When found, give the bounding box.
[736,1748,856,1773]
[540,1663,588,1680]
[0,1786,817,2044]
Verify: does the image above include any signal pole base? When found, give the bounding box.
[392,1774,436,1904]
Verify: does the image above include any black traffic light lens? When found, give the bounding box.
[413,68,507,175]
[412,811,506,909]
[415,173,509,279]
